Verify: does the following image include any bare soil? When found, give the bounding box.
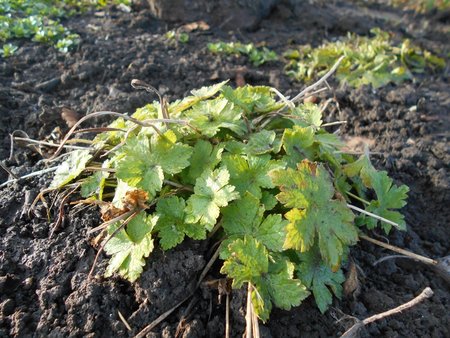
[0,1,448,337]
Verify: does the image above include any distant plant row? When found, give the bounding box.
[0,0,130,57]
[208,28,445,89]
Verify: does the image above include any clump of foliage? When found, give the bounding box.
[208,41,278,66]
[389,0,450,13]
[284,28,445,88]
[48,80,408,320]
[0,0,130,57]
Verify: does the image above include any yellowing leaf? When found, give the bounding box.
[271,160,358,268]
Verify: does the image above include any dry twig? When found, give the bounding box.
[340,287,433,338]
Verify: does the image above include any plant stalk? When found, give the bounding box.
[360,234,438,266]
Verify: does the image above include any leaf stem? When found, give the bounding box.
[163,180,194,192]
[345,192,370,206]
[347,203,401,229]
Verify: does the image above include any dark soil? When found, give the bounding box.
[0,1,449,337]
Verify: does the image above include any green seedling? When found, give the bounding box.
[208,41,278,66]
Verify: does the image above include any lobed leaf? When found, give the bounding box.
[185,167,239,230]
[50,149,92,188]
[295,245,345,313]
[104,211,156,282]
[271,160,358,268]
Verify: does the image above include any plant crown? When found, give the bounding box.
[49,80,409,320]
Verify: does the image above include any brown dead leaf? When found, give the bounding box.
[99,189,148,221]
[304,95,318,103]
[122,189,149,211]
[181,20,210,32]
[344,259,361,299]
[91,231,107,248]
[61,107,80,128]
[100,203,126,222]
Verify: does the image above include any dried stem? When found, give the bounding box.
[87,210,135,234]
[225,293,230,338]
[0,166,58,189]
[321,121,347,127]
[245,283,253,338]
[340,287,434,338]
[270,87,295,110]
[118,310,132,331]
[0,162,19,179]
[50,110,189,159]
[131,79,170,120]
[195,245,220,289]
[360,234,438,266]
[291,56,345,103]
[50,184,80,238]
[134,294,193,338]
[13,137,92,150]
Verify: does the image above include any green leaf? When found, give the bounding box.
[191,80,229,98]
[155,196,206,250]
[295,246,345,313]
[50,149,92,188]
[222,193,287,252]
[170,80,229,115]
[265,258,309,312]
[289,103,323,128]
[222,154,284,199]
[245,130,282,155]
[185,167,239,230]
[104,211,156,282]
[222,239,308,322]
[282,126,315,167]
[220,236,269,289]
[221,85,283,115]
[115,131,192,196]
[343,155,409,232]
[186,97,245,137]
[261,190,278,211]
[184,140,224,184]
[270,160,358,268]
[80,170,109,199]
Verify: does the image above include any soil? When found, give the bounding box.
[0,0,449,337]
